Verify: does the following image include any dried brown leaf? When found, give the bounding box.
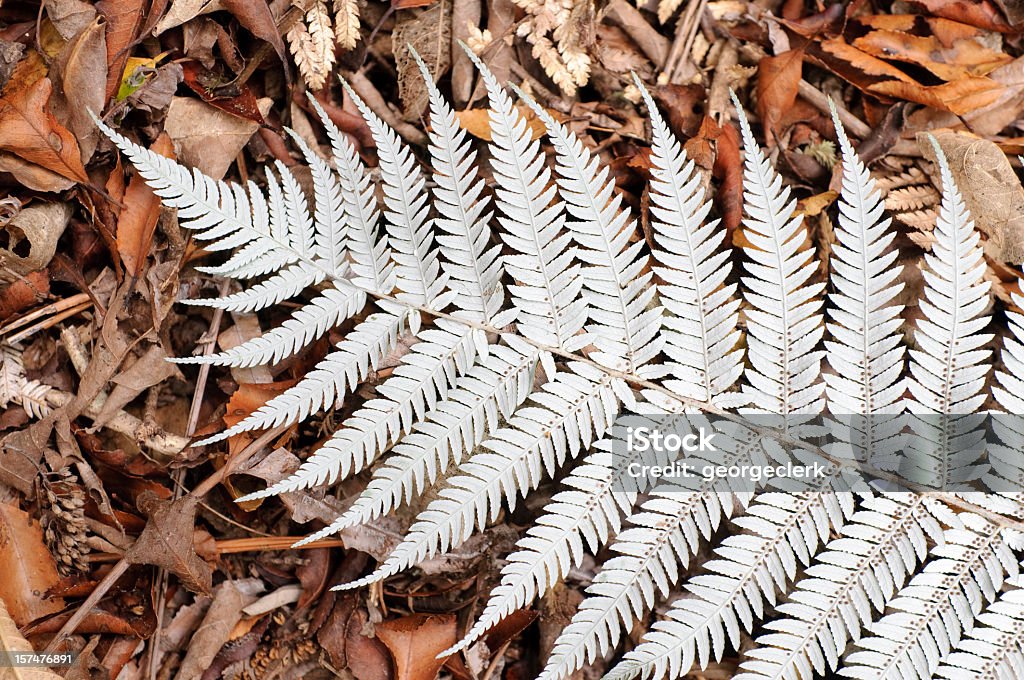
[124,493,213,594]
[918,129,1024,264]
[0,503,65,627]
[757,49,804,145]
[116,133,175,278]
[0,77,89,186]
[394,0,452,121]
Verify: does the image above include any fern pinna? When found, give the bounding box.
[98,44,1024,680]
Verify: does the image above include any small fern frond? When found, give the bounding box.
[414,49,508,326]
[239,319,480,501]
[308,337,541,537]
[195,312,407,446]
[839,514,1018,680]
[283,129,348,277]
[340,79,448,307]
[335,364,621,590]
[307,97,396,294]
[732,93,826,420]
[93,117,306,274]
[171,284,365,367]
[635,76,742,405]
[904,136,993,489]
[824,101,906,467]
[733,494,944,680]
[517,87,663,376]
[196,168,303,278]
[184,263,325,313]
[462,44,589,353]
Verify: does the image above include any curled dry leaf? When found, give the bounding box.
[853,24,1011,80]
[376,613,458,680]
[51,15,107,164]
[918,129,1024,263]
[0,202,73,277]
[0,503,65,627]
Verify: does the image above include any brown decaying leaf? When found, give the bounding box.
[0,77,89,185]
[0,503,65,627]
[0,598,61,680]
[124,492,213,594]
[376,613,457,680]
[319,594,393,680]
[163,96,270,180]
[394,0,452,121]
[756,49,804,144]
[919,129,1024,264]
[219,0,287,62]
[116,133,175,278]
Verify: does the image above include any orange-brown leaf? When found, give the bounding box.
[0,503,65,626]
[853,29,1011,80]
[0,77,89,184]
[820,37,917,82]
[376,613,457,680]
[455,106,547,141]
[117,133,175,277]
[756,49,804,144]
[869,76,1005,115]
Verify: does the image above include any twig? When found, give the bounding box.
[0,293,90,337]
[346,70,428,146]
[42,558,130,653]
[148,279,231,680]
[797,79,871,139]
[190,425,290,498]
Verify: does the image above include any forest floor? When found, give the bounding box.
[2,0,1024,678]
